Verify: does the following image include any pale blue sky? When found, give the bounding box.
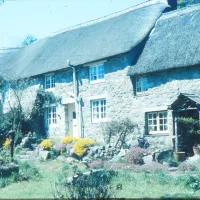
[0,0,146,48]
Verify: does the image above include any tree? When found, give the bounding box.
[21,35,37,46]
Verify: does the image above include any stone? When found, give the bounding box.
[53,142,66,153]
[110,149,128,162]
[65,157,79,164]
[143,155,153,165]
[83,156,91,163]
[92,146,99,154]
[57,156,66,162]
[39,150,50,161]
[0,163,19,177]
[70,148,75,156]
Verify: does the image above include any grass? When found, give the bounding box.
[111,168,200,198]
[0,160,65,199]
[1,159,200,199]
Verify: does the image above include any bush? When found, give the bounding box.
[73,138,95,157]
[88,160,104,169]
[53,169,115,199]
[3,138,10,149]
[62,136,79,144]
[125,147,148,165]
[40,139,52,150]
[103,118,138,149]
[178,162,197,172]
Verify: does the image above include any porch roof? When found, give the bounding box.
[169,93,200,111]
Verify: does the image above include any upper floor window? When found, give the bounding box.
[46,107,57,125]
[45,74,55,89]
[90,64,105,83]
[136,76,148,93]
[147,111,168,134]
[91,99,106,123]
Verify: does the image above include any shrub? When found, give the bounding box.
[178,162,197,172]
[88,160,104,169]
[40,139,52,150]
[53,169,115,199]
[62,136,79,144]
[103,118,138,149]
[3,138,10,149]
[73,138,95,157]
[125,147,148,165]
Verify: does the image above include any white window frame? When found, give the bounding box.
[147,111,168,134]
[45,73,55,89]
[91,99,107,123]
[136,76,148,93]
[46,107,57,126]
[90,64,105,84]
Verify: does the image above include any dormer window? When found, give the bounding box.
[90,64,105,83]
[136,76,148,93]
[45,74,55,89]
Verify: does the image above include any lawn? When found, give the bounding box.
[0,159,200,199]
[0,160,63,199]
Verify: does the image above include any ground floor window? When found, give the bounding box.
[147,111,168,134]
[46,107,57,125]
[91,99,106,122]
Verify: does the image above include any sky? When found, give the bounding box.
[0,0,146,48]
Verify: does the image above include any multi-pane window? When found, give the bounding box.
[136,76,148,93]
[45,74,55,89]
[148,111,168,134]
[47,107,57,125]
[91,99,106,122]
[90,64,105,82]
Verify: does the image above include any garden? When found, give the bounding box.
[0,84,200,199]
[0,118,200,199]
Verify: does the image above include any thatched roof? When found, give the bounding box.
[128,4,200,76]
[0,1,167,79]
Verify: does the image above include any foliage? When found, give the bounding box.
[178,0,200,8]
[177,117,200,135]
[88,160,104,169]
[178,162,197,172]
[73,138,95,157]
[3,138,10,149]
[29,88,58,136]
[103,118,138,149]
[62,136,79,144]
[0,160,40,188]
[53,169,115,199]
[41,139,52,150]
[21,35,37,46]
[138,136,150,148]
[124,147,148,165]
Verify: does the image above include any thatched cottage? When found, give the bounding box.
[0,0,199,152]
[128,3,200,153]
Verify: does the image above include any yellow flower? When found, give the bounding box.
[62,136,79,144]
[40,139,52,150]
[3,138,10,149]
[73,138,95,157]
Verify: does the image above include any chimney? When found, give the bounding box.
[165,0,177,12]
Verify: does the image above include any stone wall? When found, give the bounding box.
[2,52,200,151]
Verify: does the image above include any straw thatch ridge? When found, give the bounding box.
[0,1,167,79]
[128,4,200,76]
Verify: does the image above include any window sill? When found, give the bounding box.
[45,87,55,91]
[47,124,57,127]
[92,118,109,124]
[135,92,149,97]
[90,79,105,85]
[145,133,169,137]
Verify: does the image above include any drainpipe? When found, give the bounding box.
[66,60,82,138]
